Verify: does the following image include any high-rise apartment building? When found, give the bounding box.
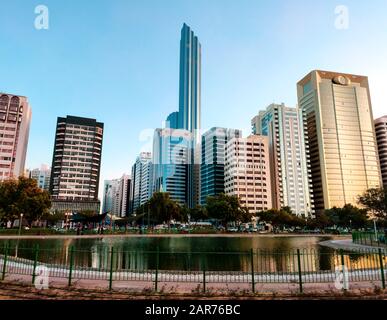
[118,174,131,217]
[375,116,387,188]
[29,164,51,191]
[252,104,314,217]
[201,127,241,205]
[297,70,382,212]
[225,135,272,214]
[152,128,193,206]
[130,152,152,213]
[49,116,103,213]
[103,174,131,217]
[0,93,32,181]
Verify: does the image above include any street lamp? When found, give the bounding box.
[373,219,378,240]
[15,213,24,258]
[18,213,24,237]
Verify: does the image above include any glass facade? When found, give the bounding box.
[130,152,152,213]
[200,127,241,205]
[152,128,193,206]
[178,23,201,144]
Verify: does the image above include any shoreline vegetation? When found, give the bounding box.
[0,232,351,239]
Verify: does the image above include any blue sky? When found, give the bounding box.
[1,0,387,198]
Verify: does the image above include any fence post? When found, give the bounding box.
[68,246,74,287]
[378,248,385,289]
[1,243,8,281]
[340,249,348,291]
[202,258,206,293]
[109,247,114,291]
[296,249,303,293]
[155,246,159,292]
[32,244,39,285]
[250,248,255,293]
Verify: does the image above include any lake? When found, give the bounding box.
[0,235,366,273]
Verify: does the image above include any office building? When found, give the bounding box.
[163,24,201,207]
[252,103,314,217]
[29,164,51,191]
[152,128,193,206]
[0,93,32,180]
[103,174,131,217]
[375,116,387,188]
[102,179,117,213]
[131,152,152,213]
[49,116,103,213]
[225,135,272,214]
[178,23,201,143]
[201,127,241,205]
[297,70,382,212]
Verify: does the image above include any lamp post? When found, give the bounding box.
[374,219,378,240]
[15,213,24,258]
[18,213,24,237]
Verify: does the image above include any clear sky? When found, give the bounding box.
[1,0,387,199]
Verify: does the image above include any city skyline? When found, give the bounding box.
[1,1,387,201]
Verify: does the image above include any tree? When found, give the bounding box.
[324,204,369,229]
[0,177,51,226]
[256,208,307,230]
[189,205,208,222]
[148,192,183,224]
[205,194,252,226]
[358,188,387,220]
[307,212,331,229]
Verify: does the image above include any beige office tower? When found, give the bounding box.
[375,116,387,188]
[225,134,272,214]
[0,93,32,181]
[297,70,382,212]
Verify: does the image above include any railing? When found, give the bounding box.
[352,231,387,247]
[0,246,386,293]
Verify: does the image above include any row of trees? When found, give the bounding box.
[136,188,387,230]
[1,176,386,231]
[0,177,51,227]
[135,192,252,227]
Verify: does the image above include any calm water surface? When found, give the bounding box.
[1,236,363,272]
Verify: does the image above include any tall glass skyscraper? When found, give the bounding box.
[201,127,241,205]
[297,70,382,212]
[160,24,201,207]
[252,104,314,217]
[152,128,193,206]
[178,23,201,142]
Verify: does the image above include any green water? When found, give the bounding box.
[0,235,352,272]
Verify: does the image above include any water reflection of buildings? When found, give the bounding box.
[90,244,149,271]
